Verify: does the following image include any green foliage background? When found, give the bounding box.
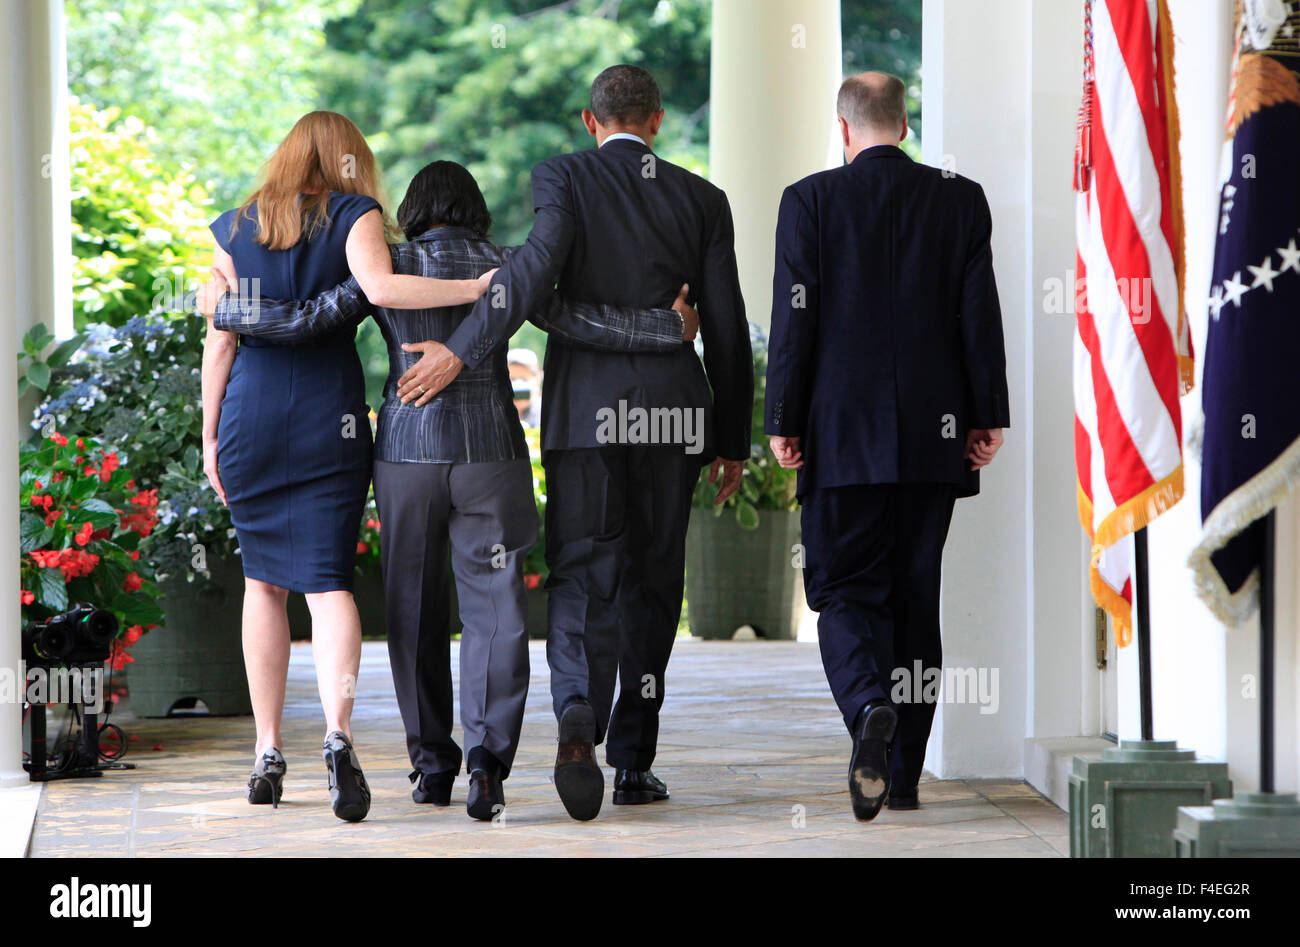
[64,0,922,398]
[65,0,920,248]
[66,0,360,209]
[68,102,213,330]
[319,0,713,247]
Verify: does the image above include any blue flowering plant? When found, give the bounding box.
[29,311,236,581]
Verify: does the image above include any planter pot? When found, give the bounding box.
[684,507,805,640]
[127,556,253,717]
[525,586,548,639]
[287,570,387,640]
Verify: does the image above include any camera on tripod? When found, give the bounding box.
[22,604,118,667]
[22,604,133,782]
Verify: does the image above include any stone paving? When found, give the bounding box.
[30,640,1067,857]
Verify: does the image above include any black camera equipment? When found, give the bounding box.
[22,604,136,781]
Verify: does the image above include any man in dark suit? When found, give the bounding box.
[398,65,753,821]
[766,72,1009,822]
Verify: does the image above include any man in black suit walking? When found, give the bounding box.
[398,65,753,821]
[766,72,1009,821]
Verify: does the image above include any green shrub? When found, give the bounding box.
[69,100,213,330]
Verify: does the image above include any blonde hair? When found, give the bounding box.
[235,111,392,250]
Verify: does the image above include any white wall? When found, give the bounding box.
[1129,0,1234,765]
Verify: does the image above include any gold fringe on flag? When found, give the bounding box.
[1156,0,1194,395]
[1079,464,1186,647]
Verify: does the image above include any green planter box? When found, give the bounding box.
[524,586,548,640]
[287,570,387,640]
[127,556,253,717]
[1069,740,1231,857]
[684,507,804,639]
[1174,792,1300,857]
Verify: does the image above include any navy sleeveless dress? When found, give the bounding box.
[210,192,376,593]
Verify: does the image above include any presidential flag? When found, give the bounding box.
[1189,0,1300,624]
[1073,0,1193,647]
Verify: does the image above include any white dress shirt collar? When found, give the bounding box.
[600,132,648,147]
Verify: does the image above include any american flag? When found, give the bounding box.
[1073,0,1193,647]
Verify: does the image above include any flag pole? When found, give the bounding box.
[1134,526,1154,741]
[1260,510,1276,794]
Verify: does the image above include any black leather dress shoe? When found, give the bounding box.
[411,769,455,806]
[554,700,604,821]
[848,701,897,822]
[612,769,670,805]
[466,747,505,822]
[887,789,919,810]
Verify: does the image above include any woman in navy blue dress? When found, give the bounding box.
[200,111,492,821]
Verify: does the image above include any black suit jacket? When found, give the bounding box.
[765,145,1010,498]
[445,138,753,462]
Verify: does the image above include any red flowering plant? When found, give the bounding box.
[354,491,382,578]
[20,430,166,670]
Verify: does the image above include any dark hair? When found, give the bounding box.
[837,72,907,134]
[590,64,662,126]
[397,160,492,240]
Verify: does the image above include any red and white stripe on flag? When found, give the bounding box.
[1072,0,1193,647]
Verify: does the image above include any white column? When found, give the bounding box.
[922,0,1030,779]
[1025,0,1090,744]
[0,0,68,785]
[708,0,842,332]
[922,0,1087,778]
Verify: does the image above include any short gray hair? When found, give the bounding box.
[837,72,906,134]
[590,64,662,125]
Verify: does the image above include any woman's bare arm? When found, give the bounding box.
[201,247,239,505]
[345,209,489,309]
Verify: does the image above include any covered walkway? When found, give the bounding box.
[29,641,1065,857]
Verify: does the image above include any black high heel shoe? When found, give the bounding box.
[247,748,286,808]
[323,731,370,822]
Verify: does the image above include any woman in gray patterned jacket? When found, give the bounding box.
[202,160,693,821]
